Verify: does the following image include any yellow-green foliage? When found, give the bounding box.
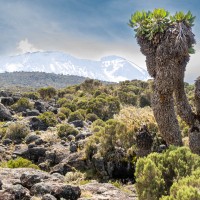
[5,122,30,141]
[38,111,57,127]
[23,92,39,100]
[11,97,33,112]
[85,107,158,160]
[129,9,195,40]
[68,110,84,122]
[57,112,66,120]
[86,113,99,122]
[38,86,57,99]
[115,106,158,136]
[59,107,71,118]
[161,169,200,200]
[57,124,78,138]
[0,157,39,169]
[57,98,69,107]
[135,146,200,200]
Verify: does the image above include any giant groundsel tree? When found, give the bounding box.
[129,9,200,153]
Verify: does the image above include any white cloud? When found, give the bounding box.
[17,38,42,54]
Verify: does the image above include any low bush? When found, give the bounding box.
[57,112,66,120]
[5,122,30,141]
[0,157,39,169]
[59,107,71,118]
[57,124,78,138]
[11,97,33,112]
[23,92,39,100]
[86,113,99,122]
[135,146,200,200]
[68,111,84,123]
[38,111,57,127]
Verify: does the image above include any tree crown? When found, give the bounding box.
[129,8,195,41]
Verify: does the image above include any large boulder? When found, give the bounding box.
[34,101,46,113]
[29,117,48,131]
[30,182,81,200]
[1,97,14,106]
[0,103,13,121]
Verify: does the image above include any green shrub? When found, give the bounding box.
[68,111,84,123]
[11,97,33,112]
[59,107,71,118]
[57,124,78,138]
[5,122,30,141]
[62,101,76,112]
[38,112,57,127]
[23,92,39,100]
[76,99,88,110]
[161,168,200,200]
[86,113,99,122]
[38,87,57,99]
[87,96,120,120]
[57,98,69,107]
[57,112,66,120]
[0,157,39,169]
[135,146,200,200]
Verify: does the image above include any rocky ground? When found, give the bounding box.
[0,91,137,200]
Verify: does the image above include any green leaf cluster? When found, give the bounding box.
[170,11,195,26]
[129,9,195,40]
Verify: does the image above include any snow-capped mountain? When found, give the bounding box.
[0,51,149,82]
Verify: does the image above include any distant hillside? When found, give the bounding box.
[0,71,88,89]
[0,51,149,82]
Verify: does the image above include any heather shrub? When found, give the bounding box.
[11,97,33,112]
[5,122,30,141]
[38,86,57,99]
[57,112,66,120]
[135,146,200,200]
[0,157,39,169]
[86,113,99,122]
[68,110,84,123]
[57,98,69,107]
[38,111,57,127]
[59,107,71,118]
[23,92,39,100]
[57,124,78,138]
[161,168,200,199]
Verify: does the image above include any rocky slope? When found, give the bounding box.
[0,89,137,200]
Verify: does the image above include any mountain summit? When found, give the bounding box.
[0,51,149,82]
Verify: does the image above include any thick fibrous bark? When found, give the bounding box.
[195,77,200,117]
[174,59,195,126]
[137,37,157,78]
[189,77,200,154]
[152,60,182,146]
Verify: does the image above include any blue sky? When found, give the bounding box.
[0,0,200,82]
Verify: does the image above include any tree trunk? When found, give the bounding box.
[152,81,182,146]
[174,59,195,126]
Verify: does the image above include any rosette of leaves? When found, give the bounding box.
[129,9,195,53]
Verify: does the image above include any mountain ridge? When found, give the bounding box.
[0,51,149,82]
